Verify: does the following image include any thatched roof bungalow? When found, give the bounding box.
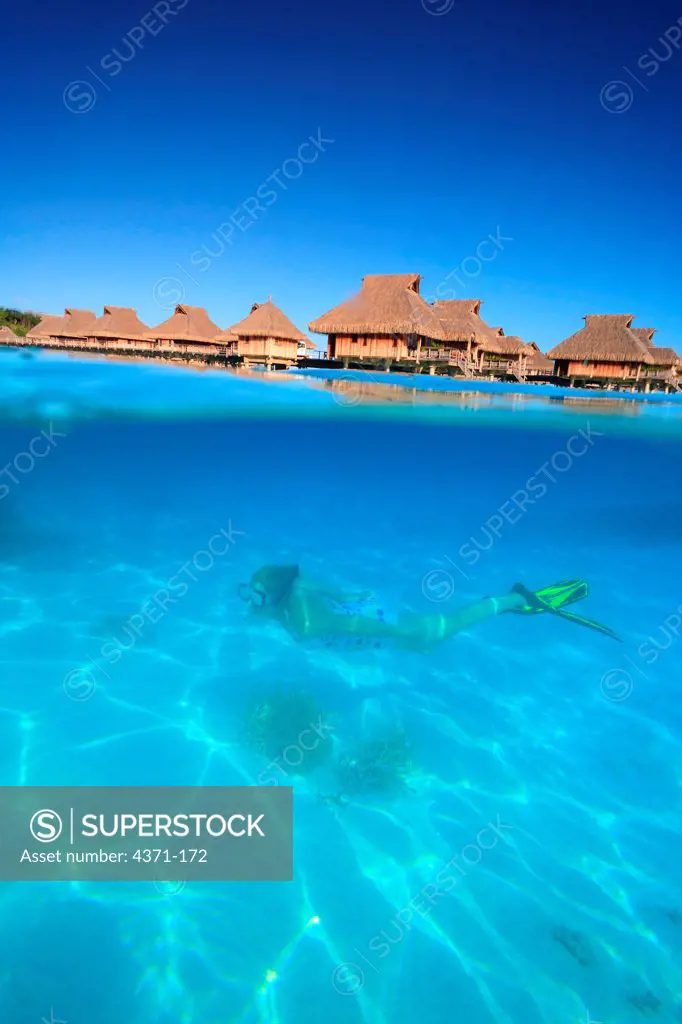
[547,315,655,380]
[430,304,549,372]
[523,342,554,375]
[431,300,500,346]
[218,299,309,368]
[309,273,450,361]
[25,313,67,343]
[88,306,149,348]
[0,325,19,344]
[46,309,98,345]
[310,280,532,370]
[427,300,514,369]
[472,327,553,376]
[145,305,222,353]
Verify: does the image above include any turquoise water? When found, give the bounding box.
[1,350,681,1023]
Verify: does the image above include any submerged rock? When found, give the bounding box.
[551,925,592,966]
[626,989,662,1016]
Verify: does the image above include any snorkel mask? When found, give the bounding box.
[238,564,300,610]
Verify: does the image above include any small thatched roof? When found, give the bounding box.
[432,300,504,351]
[492,334,530,356]
[524,345,554,371]
[0,325,18,341]
[628,327,678,368]
[648,346,679,367]
[225,299,307,342]
[146,305,221,342]
[213,326,240,343]
[50,309,98,338]
[630,327,679,367]
[26,314,66,339]
[547,315,655,364]
[631,327,657,349]
[309,273,450,341]
[90,306,149,340]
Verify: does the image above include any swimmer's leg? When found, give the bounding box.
[294,592,524,650]
[394,593,526,651]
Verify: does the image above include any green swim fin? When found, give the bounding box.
[512,579,589,614]
[510,580,621,642]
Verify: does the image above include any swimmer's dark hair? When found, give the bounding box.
[251,564,300,607]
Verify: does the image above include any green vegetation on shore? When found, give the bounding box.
[0,308,40,337]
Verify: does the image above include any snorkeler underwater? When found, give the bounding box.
[238,563,621,649]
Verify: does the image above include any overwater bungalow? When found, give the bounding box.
[308,273,450,362]
[547,315,656,382]
[427,299,501,369]
[215,299,309,369]
[480,333,530,373]
[24,313,67,344]
[45,308,98,347]
[481,336,555,378]
[145,304,223,357]
[428,306,552,377]
[88,306,150,350]
[309,281,548,378]
[523,343,554,376]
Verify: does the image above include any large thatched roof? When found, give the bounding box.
[225,299,307,342]
[50,309,98,338]
[309,274,450,341]
[90,306,149,340]
[146,305,221,342]
[431,299,503,350]
[547,315,655,364]
[26,314,66,339]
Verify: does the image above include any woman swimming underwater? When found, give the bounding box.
[238,565,620,651]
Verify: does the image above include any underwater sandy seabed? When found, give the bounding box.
[0,407,680,1024]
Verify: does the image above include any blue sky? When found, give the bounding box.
[2,0,682,348]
